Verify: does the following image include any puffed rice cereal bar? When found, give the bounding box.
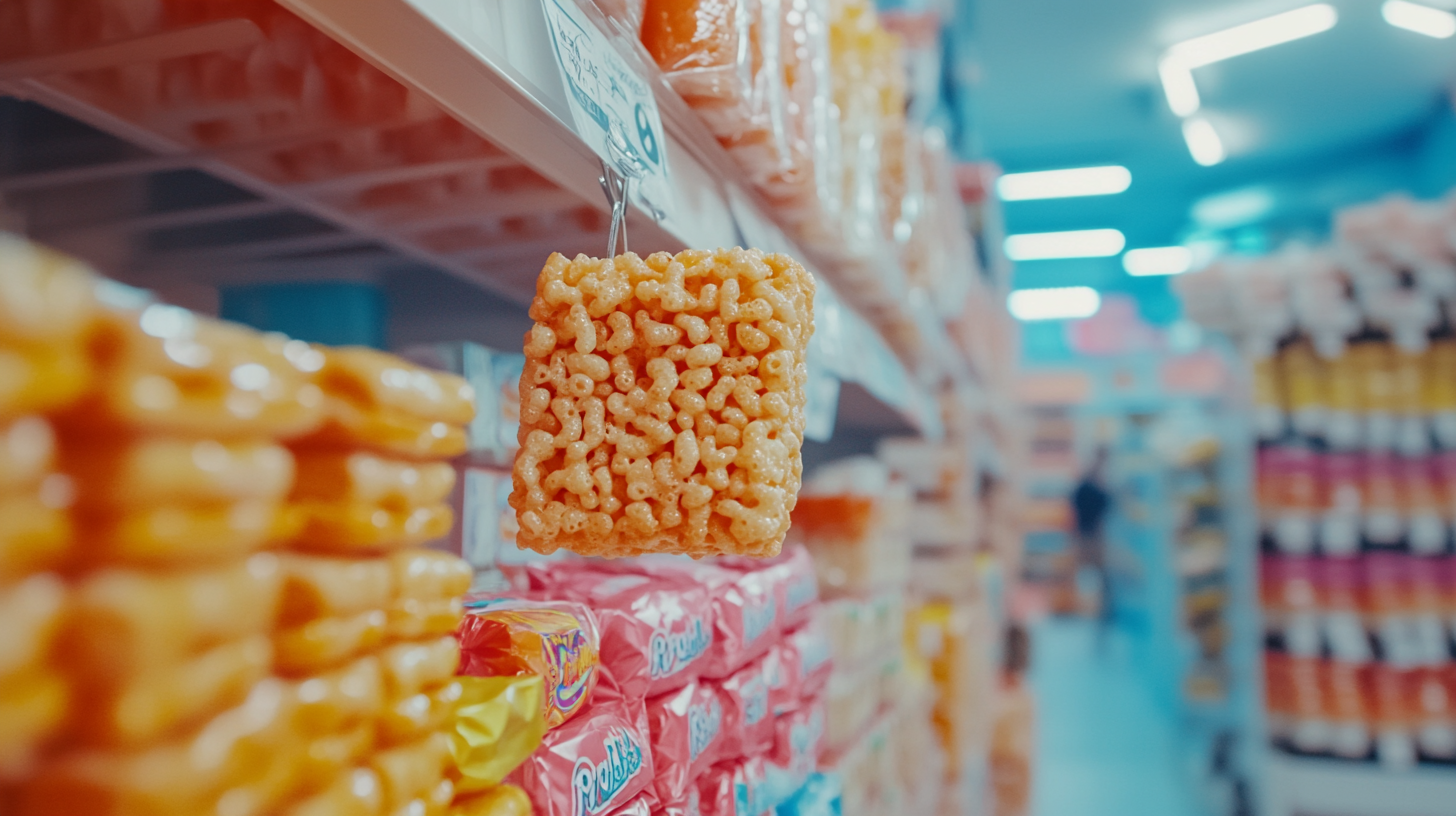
[511,248,815,558]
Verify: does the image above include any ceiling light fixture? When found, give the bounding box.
[1123,246,1195,276]
[1158,3,1338,116]
[1383,0,1456,37]
[997,166,1133,201]
[1004,229,1126,261]
[1182,118,1226,166]
[1007,287,1103,321]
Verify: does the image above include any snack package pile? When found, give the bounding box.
[464,546,830,816]
[1172,189,1456,771]
[510,249,815,560]
[0,233,514,816]
[640,0,936,366]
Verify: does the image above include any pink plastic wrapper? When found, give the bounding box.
[647,680,726,803]
[770,696,825,772]
[509,670,656,816]
[761,643,799,719]
[698,757,768,816]
[713,654,772,762]
[720,546,819,630]
[653,786,701,816]
[527,563,718,701]
[594,557,780,679]
[787,615,831,701]
[608,790,660,816]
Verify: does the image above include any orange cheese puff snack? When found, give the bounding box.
[274,609,388,676]
[280,767,385,816]
[370,731,453,812]
[278,553,395,627]
[293,450,456,507]
[15,677,300,816]
[392,550,473,601]
[290,655,385,736]
[451,785,534,816]
[511,249,814,558]
[378,680,464,746]
[0,572,66,679]
[0,416,53,492]
[63,437,294,507]
[379,636,461,699]
[77,499,294,565]
[0,341,91,418]
[0,490,70,581]
[297,719,377,795]
[71,634,272,748]
[65,304,325,440]
[0,234,97,347]
[388,596,466,641]
[0,668,68,781]
[64,555,282,677]
[298,346,474,459]
[290,501,454,553]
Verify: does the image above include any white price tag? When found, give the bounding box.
[540,0,671,217]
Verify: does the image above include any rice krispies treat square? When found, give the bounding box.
[511,248,815,558]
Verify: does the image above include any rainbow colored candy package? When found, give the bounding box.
[457,597,601,728]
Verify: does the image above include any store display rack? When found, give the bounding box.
[1267,754,1456,816]
[0,0,950,439]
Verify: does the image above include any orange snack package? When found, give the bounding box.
[296,347,474,460]
[0,572,66,680]
[63,305,326,440]
[292,450,456,507]
[288,655,386,737]
[0,667,68,781]
[71,635,273,748]
[378,679,463,746]
[289,500,454,554]
[62,437,295,507]
[378,636,462,700]
[274,609,389,676]
[369,731,453,812]
[15,678,301,816]
[0,490,71,581]
[279,767,385,816]
[0,416,54,492]
[65,555,283,676]
[0,234,96,416]
[77,498,296,565]
[388,596,466,641]
[393,550,474,600]
[457,600,601,728]
[511,249,814,558]
[278,553,395,626]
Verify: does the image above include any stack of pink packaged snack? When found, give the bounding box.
[457,546,830,816]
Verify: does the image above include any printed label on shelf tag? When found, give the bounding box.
[540,0,672,218]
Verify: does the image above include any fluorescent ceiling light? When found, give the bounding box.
[1167,4,1338,68]
[1383,0,1456,37]
[1158,59,1201,117]
[1182,118,1226,166]
[1124,246,1195,276]
[1008,287,1102,321]
[997,166,1132,201]
[1158,3,1338,115]
[1004,229,1126,261]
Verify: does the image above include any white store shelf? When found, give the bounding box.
[1267,753,1456,816]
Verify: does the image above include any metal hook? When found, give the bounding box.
[599,159,632,258]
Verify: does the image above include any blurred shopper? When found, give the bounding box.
[1071,447,1114,622]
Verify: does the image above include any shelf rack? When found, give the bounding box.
[0,0,951,438]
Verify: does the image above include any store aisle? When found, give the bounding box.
[1029,618,1203,816]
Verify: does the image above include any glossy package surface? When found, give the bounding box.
[646,680,724,803]
[457,599,601,729]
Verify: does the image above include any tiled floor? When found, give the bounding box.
[1029,618,1204,816]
